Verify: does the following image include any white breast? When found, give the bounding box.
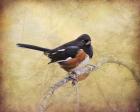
[72,55,90,75]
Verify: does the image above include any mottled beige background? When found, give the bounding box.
[1,0,140,112]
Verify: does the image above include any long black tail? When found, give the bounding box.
[17,43,51,53]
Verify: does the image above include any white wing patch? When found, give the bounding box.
[56,57,72,63]
[52,52,57,54]
[52,49,66,55]
[58,49,66,51]
[51,49,66,55]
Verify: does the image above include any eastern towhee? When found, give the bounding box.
[17,34,93,81]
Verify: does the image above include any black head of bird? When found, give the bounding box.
[76,34,91,47]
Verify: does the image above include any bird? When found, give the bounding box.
[17,34,93,82]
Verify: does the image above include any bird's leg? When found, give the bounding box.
[68,71,78,86]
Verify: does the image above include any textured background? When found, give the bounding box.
[0,0,140,112]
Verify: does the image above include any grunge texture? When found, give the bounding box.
[0,0,140,112]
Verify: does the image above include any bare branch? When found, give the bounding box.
[38,57,140,112]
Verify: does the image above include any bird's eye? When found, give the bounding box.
[82,40,86,43]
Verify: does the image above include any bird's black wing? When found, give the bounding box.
[48,46,80,64]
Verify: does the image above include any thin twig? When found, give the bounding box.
[73,80,79,112]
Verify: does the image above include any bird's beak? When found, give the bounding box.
[86,41,91,45]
